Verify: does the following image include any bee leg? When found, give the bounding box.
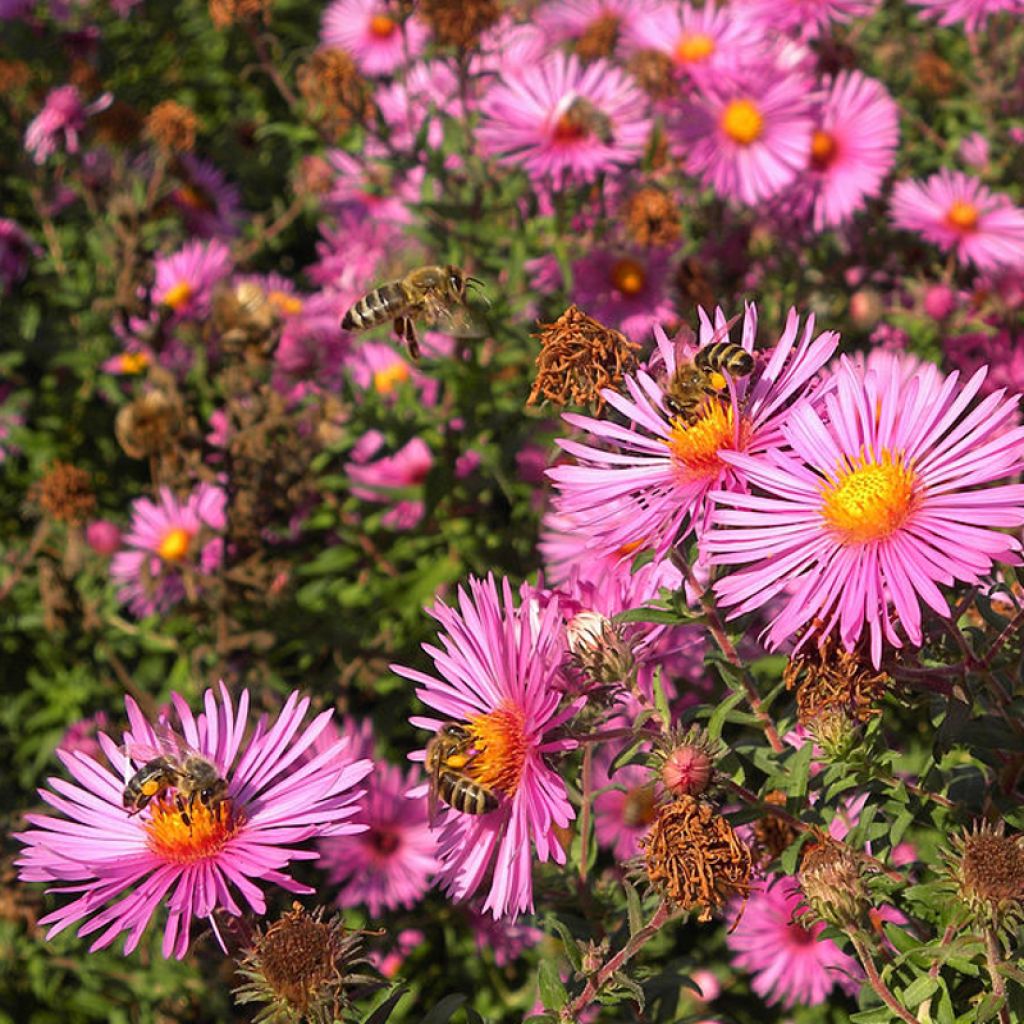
[394,316,420,360]
[175,792,193,830]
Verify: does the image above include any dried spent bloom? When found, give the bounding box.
[31,462,95,524]
[650,727,719,799]
[641,795,752,922]
[528,305,640,412]
[751,790,799,865]
[626,49,676,101]
[943,821,1024,940]
[799,835,869,928]
[418,0,501,47]
[622,186,681,247]
[783,631,889,725]
[234,904,378,1024]
[143,100,200,154]
[114,386,184,460]
[0,59,30,93]
[296,50,369,138]
[575,13,621,60]
[208,0,271,29]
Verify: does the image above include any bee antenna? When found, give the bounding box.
[467,277,491,307]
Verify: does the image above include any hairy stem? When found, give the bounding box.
[849,933,918,1024]
[984,927,1010,1024]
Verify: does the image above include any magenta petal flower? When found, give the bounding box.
[548,305,839,562]
[24,85,112,164]
[15,684,372,959]
[726,875,861,1008]
[890,171,1024,272]
[151,239,233,318]
[734,0,880,36]
[320,0,427,77]
[393,575,583,919]
[910,0,1020,32]
[706,357,1024,665]
[476,51,652,185]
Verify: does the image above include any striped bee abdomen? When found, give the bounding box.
[694,342,754,378]
[437,771,498,814]
[341,282,407,331]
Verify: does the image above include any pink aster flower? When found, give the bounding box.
[591,752,657,860]
[24,85,111,164]
[58,711,110,761]
[110,484,226,616]
[151,239,232,319]
[891,171,1024,272]
[734,0,880,36]
[168,155,243,238]
[910,0,1020,32]
[346,341,435,403]
[319,752,436,916]
[706,357,1024,665]
[393,575,583,919]
[272,291,352,397]
[476,51,652,185]
[671,68,816,206]
[538,0,655,55]
[374,60,459,153]
[468,909,544,966]
[548,305,839,562]
[320,0,427,77]
[944,329,1024,400]
[15,684,372,958]
[726,875,861,1008]
[789,71,899,231]
[348,436,432,498]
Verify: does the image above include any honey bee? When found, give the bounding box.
[425,722,499,817]
[122,735,228,827]
[341,264,484,359]
[558,96,615,145]
[662,321,754,424]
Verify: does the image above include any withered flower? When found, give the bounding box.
[913,51,955,97]
[641,795,752,923]
[750,790,799,865]
[626,50,676,101]
[575,13,621,61]
[675,255,717,315]
[208,0,272,29]
[799,834,869,929]
[234,904,378,1024]
[623,187,681,248]
[418,0,502,48]
[30,462,95,525]
[943,821,1024,941]
[296,49,369,139]
[115,382,184,460]
[93,100,144,146]
[528,305,640,412]
[143,100,200,154]
[0,59,31,93]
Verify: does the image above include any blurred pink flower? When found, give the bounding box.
[734,0,880,35]
[922,283,957,320]
[468,909,544,966]
[370,928,425,977]
[477,51,652,185]
[348,437,433,497]
[944,329,1024,399]
[671,68,815,206]
[591,752,656,860]
[890,171,1024,272]
[707,357,1024,665]
[538,0,655,55]
[375,60,459,153]
[910,0,1020,31]
[958,131,990,171]
[346,341,437,404]
[320,0,427,76]
[394,575,582,919]
[57,711,110,761]
[16,685,371,958]
[273,291,352,396]
[726,875,861,1007]
[168,154,243,238]
[0,218,39,292]
[86,520,122,556]
[24,85,111,164]
[151,239,232,319]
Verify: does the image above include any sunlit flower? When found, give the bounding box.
[706,357,1024,665]
[151,238,232,319]
[24,85,112,164]
[726,875,861,1007]
[890,171,1024,272]
[477,51,652,185]
[15,685,372,958]
[910,0,1020,32]
[393,575,582,918]
[548,305,839,562]
[320,0,427,77]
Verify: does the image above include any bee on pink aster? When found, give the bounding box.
[890,170,1024,273]
[392,575,584,919]
[476,51,652,185]
[910,0,1021,32]
[151,238,233,319]
[320,0,427,77]
[15,684,373,959]
[548,305,839,563]
[670,67,816,206]
[706,356,1024,666]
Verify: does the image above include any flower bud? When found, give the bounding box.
[566,610,636,684]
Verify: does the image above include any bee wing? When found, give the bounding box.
[422,297,487,340]
[703,312,744,348]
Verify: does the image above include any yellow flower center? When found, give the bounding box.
[810,129,838,170]
[268,290,303,316]
[675,32,715,64]
[369,13,396,37]
[466,701,529,798]
[666,402,749,478]
[622,783,658,828]
[162,280,194,311]
[118,351,150,374]
[157,526,192,562]
[946,199,979,233]
[720,98,764,145]
[820,449,917,544]
[610,257,646,296]
[373,362,411,394]
[145,796,242,865]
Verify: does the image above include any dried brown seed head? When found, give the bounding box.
[144,100,200,154]
[799,835,868,928]
[31,462,95,525]
[945,821,1024,938]
[623,187,681,248]
[208,0,272,29]
[297,49,370,138]
[575,13,621,61]
[419,0,502,48]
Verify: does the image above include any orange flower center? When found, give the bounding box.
[268,290,303,316]
[145,796,242,865]
[157,526,192,562]
[820,449,917,544]
[610,257,646,296]
[675,32,715,64]
[810,129,838,170]
[666,402,749,478]
[369,13,396,37]
[622,783,658,828]
[466,701,529,798]
[373,362,411,395]
[720,98,763,145]
[118,351,150,374]
[162,280,194,311]
[946,199,979,233]
[553,113,586,141]
[175,184,214,212]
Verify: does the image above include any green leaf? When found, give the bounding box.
[974,993,1006,1023]
[851,1008,901,1023]
[538,961,568,1011]
[652,667,671,731]
[786,738,814,799]
[902,975,940,1008]
[624,879,643,937]
[545,917,583,972]
[706,691,745,741]
[361,987,408,1024]
[421,994,468,1024]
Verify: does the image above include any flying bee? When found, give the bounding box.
[341,264,485,360]
[424,722,499,817]
[557,96,616,145]
[122,732,228,828]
